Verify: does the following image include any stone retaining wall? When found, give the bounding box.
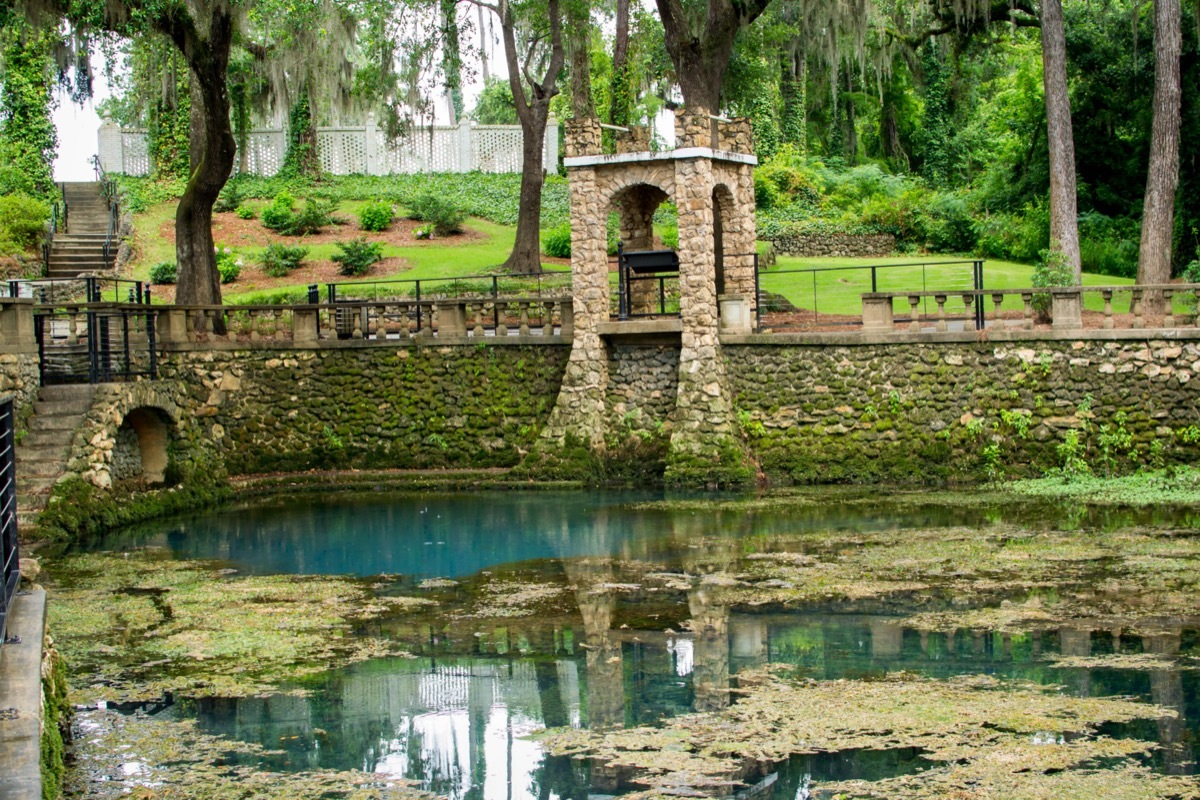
[157,344,571,474]
[606,345,679,438]
[725,339,1200,483]
[0,352,38,426]
[766,233,895,258]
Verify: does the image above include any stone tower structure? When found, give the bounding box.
[534,108,758,486]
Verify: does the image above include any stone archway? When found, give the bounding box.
[112,407,173,483]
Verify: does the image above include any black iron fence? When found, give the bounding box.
[325,270,571,305]
[35,304,158,385]
[4,277,151,305]
[754,259,985,331]
[0,396,18,644]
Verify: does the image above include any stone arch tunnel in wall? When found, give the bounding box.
[111,406,174,484]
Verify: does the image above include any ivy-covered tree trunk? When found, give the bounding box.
[609,0,631,126]
[281,90,321,179]
[1040,0,1082,281]
[1136,0,1182,308]
[440,0,464,122]
[166,4,238,315]
[779,44,806,151]
[567,0,595,119]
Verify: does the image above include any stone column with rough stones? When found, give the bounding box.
[665,154,751,486]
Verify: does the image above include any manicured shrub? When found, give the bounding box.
[542,223,571,258]
[259,243,309,277]
[406,192,466,235]
[260,191,336,236]
[358,201,393,232]
[213,180,244,212]
[149,261,177,285]
[0,193,49,254]
[332,238,383,276]
[215,246,241,283]
[235,203,257,220]
[259,191,295,231]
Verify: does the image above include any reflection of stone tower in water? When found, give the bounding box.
[534,108,759,486]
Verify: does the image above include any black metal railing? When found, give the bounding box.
[754,258,985,331]
[92,155,120,266]
[4,277,150,304]
[0,396,18,645]
[42,198,62,274]
[35,304,158,385]
[326,270,570,333]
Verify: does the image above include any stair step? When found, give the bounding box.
[28,415,82,432]
[20,430,75,449]
[30,400,93,417]
[39,385,96,401]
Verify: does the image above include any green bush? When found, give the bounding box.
[918,191,976,253]
[0,193,49,255]
[358,201,393,232]
[215,246,241,284]
[1031,247,1075,320]
[659,224,679,250]
[235,203,257,220]
[149,261,177,285]
[214,180,244,213]
[406,192,466,235]
[259,243,309,277]
[332,238,383,276]
[259,191,335,236]
[542,223,572,258]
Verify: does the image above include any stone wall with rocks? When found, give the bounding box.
[725,339,1200,483]
[157,344,570,474]
[606,346,680,438]
[0,352,39,425]
[767,234,895,258]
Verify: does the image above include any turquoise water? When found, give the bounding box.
[75,492,1200,798]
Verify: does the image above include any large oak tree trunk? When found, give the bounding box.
[167,4,237,315]
[1137,0,1182,311]
[1040,0,1082,281]
[655,0,774,110]
[567,1,594,118]
[506,114,548,274]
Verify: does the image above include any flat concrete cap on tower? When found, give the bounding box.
[564,148,758,168]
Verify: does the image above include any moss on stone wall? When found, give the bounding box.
[158,345,570,475]
[725,340,1200,484]
[40,642,69,800]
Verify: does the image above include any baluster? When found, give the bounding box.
[1101,290,1114,330]
[249,309,261,342]
[352,306,364,339]
[962,293,975,327]
[1020,293,1034,330]
[518,302,530,336]
[934,294,948,332]
[471,302,485,336]
[1194,289,1200,328]
[1164,289,1175,328]
[991,293,1005,325]
[1131,289,1144,330]
[186,309,198,342]
[397,304,411,340]
[204,309,217,339]
[67,311,79,345]
[543,301,555,335]
[496,300,508,337]
[907,295,921,332]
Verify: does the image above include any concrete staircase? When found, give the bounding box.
[15,385,95,526]
[47,182,116,278]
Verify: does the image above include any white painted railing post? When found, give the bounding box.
[458,121,473,173]
[544,115,559,173]
[98,117,123,174]
[364,114,380,175]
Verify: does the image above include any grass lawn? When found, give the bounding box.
[761,255,1150,317]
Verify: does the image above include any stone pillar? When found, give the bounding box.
[716,118,754,154]
[718,295,752,334]
[155,309,188,347]
[862,295,895,332]
[437,302,468,337]
[532,165,611,453]
[1051,288,1083,330]
[712,164,758,307]
[564,117,603,158]
[0,299,35,346]
[675,107,715,149]
[291,308,320,344]
[614,125,652,154]
[667,156,749,486]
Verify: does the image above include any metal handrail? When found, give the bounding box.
[0,397,18,646]
[92,156,120,267]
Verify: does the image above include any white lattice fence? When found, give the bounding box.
[98,118,557,177]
